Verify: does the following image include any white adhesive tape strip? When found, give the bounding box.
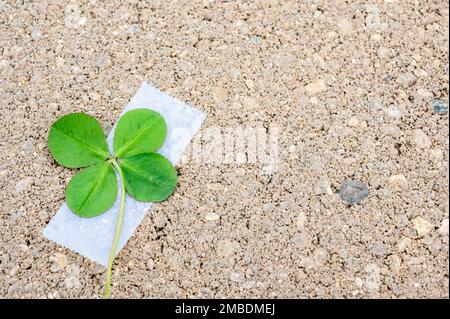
[43,82,206,266]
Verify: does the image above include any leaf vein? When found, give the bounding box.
[53,126,108,159]
[122,161,168,187]
[115,116,159,156]
[79,164,111,212]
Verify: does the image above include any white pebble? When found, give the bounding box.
[65,264,81,289]
[413,129,431,149]
[153,213,168,228]
[315,176,333,195]
[296,212,307,230]
[205,212,220,222]
[354,277,363,288]
[245,79,255,89]
[381,125,402,137]
[337,18,353,34]
[217,239,237,257]
[438,218,449,236]
[429,149,443,163]
[230,271,245,283]
[0,60,11,73]
[371,243,386,256]
[389,255,402,273]
[388,174,408,191]
[305,80,327,96]
[348,117,360,127]
[274,54,294,67]
[397,73,417,88]
[370,34,383,41]
[385,105,403,119]
[78,16,87,25]
[241,280,255,289]
[417,88,433,99]
[364,264,380,292]
[398,237,411,252]
[229,68,240,80]
[15,177,33,193]
[147,259,155,270]
[411,216,433,237]
[212,86,227,103]
[50,253,68,272]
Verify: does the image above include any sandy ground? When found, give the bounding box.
[0,0,448,299]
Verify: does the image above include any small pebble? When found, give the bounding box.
[381,124,402,137]
[291,233,307,246]
[429,149,443,162]
[205,212,220,221]
[340,181,369,205]
[274,54,294,67]
[398,237,412,252]
[337,18,353,34]
[230,271,245,283]
[377,47,391,59]
[15,177,33,193]
[389,255,402,273]
[411,216,433,237]
[65,264,81,289]
[348,117,360,127]
[153,213,168,228]
[364,264,380,292]
[305,80,326,96]
[371,243,387,256]
[50,253,68,272]
[217,239,237,257]
[385,105,403,119]
[315,176,333,195]
[229,68,240,80]
[212,86,227,103]
[296,212,307,230]
[245,79,255,89]
[241,280,255,289]
[438,218,449,236]
[385,276,394,289]
[389,174,408,191]
[397,72,417,88]
[146,259,155,270]
[431,100,448,113]
[417,88,433,99]
[413,129,431,149]
[0,167,7,178]
[413,130,431,148]
[0,60,10,73]
[354,277,363,288]
[250,35,262,44]
[30,30,42,40]
[370,33,383,41]
[405,256,426,266]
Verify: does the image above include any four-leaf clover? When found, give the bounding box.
[48,109,177,298]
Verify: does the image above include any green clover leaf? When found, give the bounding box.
[48,108,177,298]
[120,153,177,202]
[48,113,109,168]
[113,108,167,158]
[66,162,117,217]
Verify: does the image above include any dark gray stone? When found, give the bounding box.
[431,100,448,113]
[340,180,369,205]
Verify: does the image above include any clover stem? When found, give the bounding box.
[104,158,126,299]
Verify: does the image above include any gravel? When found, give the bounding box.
[0,0,448,299]
[431,100,449,113]
[339,181,369,205]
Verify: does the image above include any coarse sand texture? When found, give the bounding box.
[0,1,448,298]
